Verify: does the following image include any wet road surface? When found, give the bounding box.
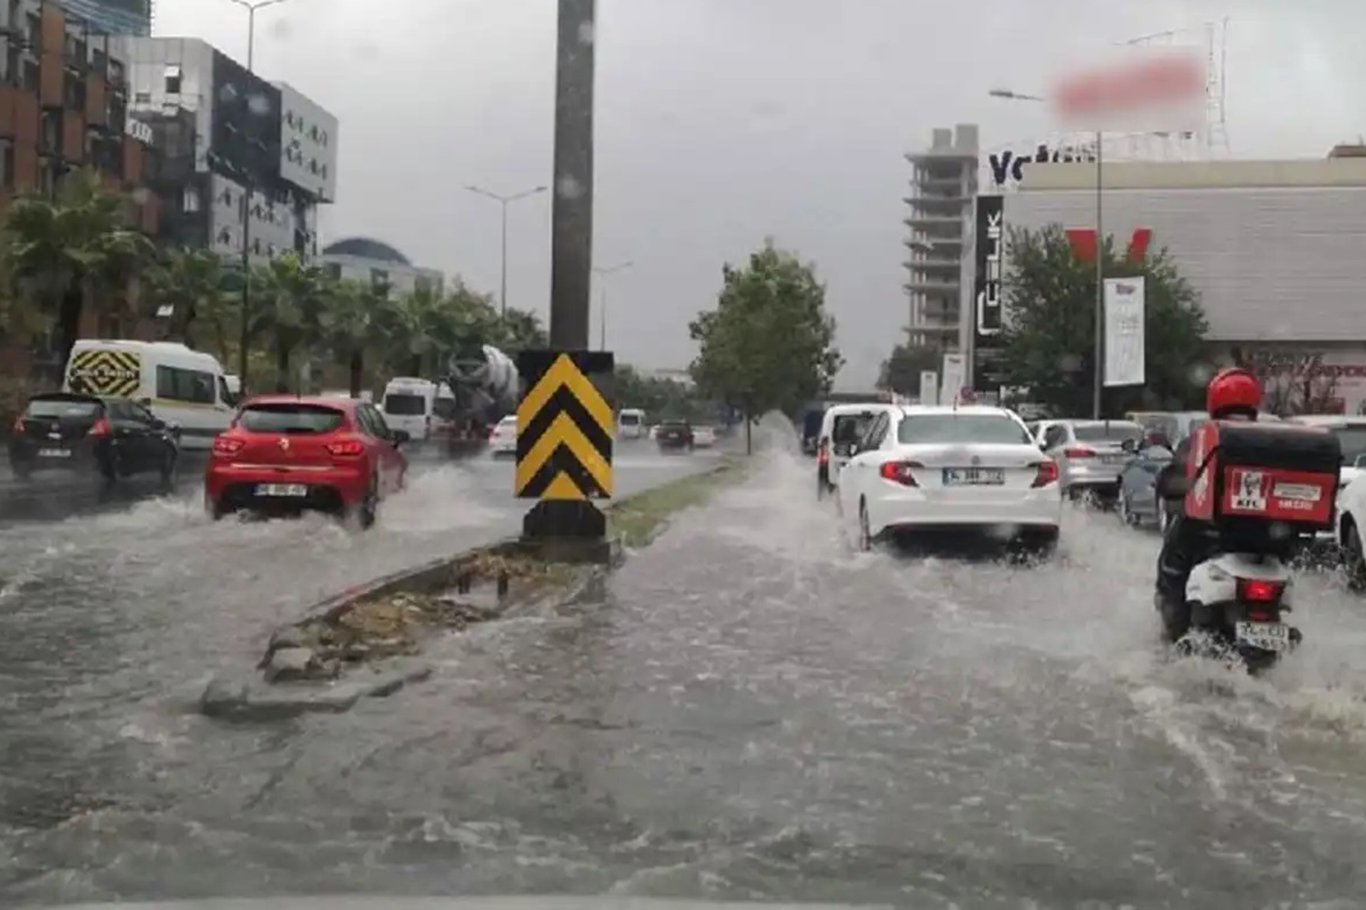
[7,446,1366,906]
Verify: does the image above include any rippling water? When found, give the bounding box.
[4,445,1366,906]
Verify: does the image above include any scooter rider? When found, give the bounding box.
[1154,367,1264,641]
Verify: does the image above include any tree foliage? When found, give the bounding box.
[878,338,940,397]
[0,169,551,399]
[688,240,842,438]
[996,224,1209,417]
[613,364,717,423]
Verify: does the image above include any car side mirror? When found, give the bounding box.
[392,429,411,445]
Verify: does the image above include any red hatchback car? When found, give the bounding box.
[205,395,409,527]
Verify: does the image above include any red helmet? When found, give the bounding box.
[1206,367,1262,420]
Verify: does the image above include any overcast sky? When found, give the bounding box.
[157,0,1357,388]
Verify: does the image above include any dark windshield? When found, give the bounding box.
[620,412,641,426]
[25,396,101,419]
[831,413,873,445]
[383,393,427,415]
[239,404,345,434]
[898,414,1032,445]
[1074,422,1144,443]
[1332,427,1366,465]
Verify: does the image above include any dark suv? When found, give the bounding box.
[655,420,695,453]
[9,392,180,486]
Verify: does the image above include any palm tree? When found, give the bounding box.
[251,252,326,391]
[146,248,234,357]
[3,168,154,375]
[496,305,548,354]
[318,276,385,397]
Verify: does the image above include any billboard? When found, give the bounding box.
[972,195,1006,391]
[1103,277,1146,387]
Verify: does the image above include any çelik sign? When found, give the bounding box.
[974,195,1004,339]
[1103,277,1146,387]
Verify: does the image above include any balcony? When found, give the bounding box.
[903,276,960,294]
[904,213,963,229]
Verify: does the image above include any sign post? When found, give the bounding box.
[519,0,613,556]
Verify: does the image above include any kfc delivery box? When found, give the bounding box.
[1185,419,1341,541]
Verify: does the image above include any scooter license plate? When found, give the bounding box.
[1235,621,1290,652]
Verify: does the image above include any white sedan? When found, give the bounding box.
[837,405,1063,551]
[488,414,517,457]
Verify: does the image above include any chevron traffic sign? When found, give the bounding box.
[515,350,615,500]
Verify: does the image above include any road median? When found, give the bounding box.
[201,456,750,721]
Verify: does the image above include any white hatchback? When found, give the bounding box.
[488,415,517,457]
[837,405,1063,550]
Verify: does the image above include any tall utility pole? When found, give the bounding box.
[592,260,632,350]
[549,0,595,349]
[989,88,1106,419]
[228,0,290,393]
[465,184,548,317]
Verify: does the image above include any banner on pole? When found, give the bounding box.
[940,354,967,405]
[919,370,938,405]
[1103,277,1146,387]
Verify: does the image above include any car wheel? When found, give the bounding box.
[356,475,380,530]
[1345,524,1366,592]
[858,499,873,552]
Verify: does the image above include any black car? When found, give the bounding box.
[9,392,180,485]
[656,420,695,452]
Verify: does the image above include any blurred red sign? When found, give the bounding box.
[1051,48,1205,132]
[1066,228,1152,263]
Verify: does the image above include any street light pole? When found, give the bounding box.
[465,184,548,318]
[592,260,632,350]
[228,0,289,394]
[989,88,1105,418]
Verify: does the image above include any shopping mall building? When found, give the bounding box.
[972,151,1366,413]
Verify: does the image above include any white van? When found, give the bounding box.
[618,408,645,440]
[63,339,236,450]
[381,377,438,441]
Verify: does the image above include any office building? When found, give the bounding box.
[321,237,444,298]
[904,123,978,353]
[56,0,150,36]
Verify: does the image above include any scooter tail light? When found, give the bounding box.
[1238,578,1284,604]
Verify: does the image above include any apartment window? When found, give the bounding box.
[40,109,59,152]
[370,268,389,289]
[0,139,13,190]
[134,90,151,104]
[91,48,107,77]
[217,227,232,245]
[108,60,124,85]
[64,73,84,111]
[414,276,432,296]
[182,186,200,213]
[25,13,38,49]
[21,58,36,91]
[163,64,181,95]
[219,186,232,206]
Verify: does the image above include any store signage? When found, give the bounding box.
[974,195,1004,337]
[987,143,1096,187]
[1065,228,1152,264]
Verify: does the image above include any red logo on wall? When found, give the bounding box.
[1065,228,1152,264]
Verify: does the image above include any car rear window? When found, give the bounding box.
[383,393,427,415]
[1074,422,1144,442]
[831,413,874,444]
[239,404,346,434]
[25,397,101,419]
[897,414,1032,445]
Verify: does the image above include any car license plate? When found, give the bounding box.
[943,467,1005,486]
[1235,621,1290,652]
[256,483,308,497]
[37,448,71,458]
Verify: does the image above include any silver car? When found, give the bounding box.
[1039,419,1146,500]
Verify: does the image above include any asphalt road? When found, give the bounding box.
[7,443,1366,906]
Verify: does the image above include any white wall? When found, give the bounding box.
[275,81,338,203]
[319,253,444,298]
[112,37,214,173]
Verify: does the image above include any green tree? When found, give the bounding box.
[251,252,327,391]
[997,224,1208,417]
[317,277,385,397]
[689,240,842,452]
[878,338,940,397]
[4,168,154,374]
[494,306,548,354]
[145,247,235,357]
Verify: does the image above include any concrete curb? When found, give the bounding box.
[200,459,744,721]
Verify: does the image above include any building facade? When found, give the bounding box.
[994,156,1366,413]
[112,36,336,265]
[320,237,443,298]
[55,0,150,36]
[904,124,978,353]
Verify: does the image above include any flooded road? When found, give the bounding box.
[6,447,1366,906]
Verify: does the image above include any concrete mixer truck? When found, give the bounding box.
[436,341,521,456]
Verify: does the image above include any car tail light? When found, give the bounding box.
[88,417,111,438]
[1238,578,1284,604]
[1063,446,1096,458]
[327,438,366,457]
[11,416,24,433]
[212,435,244,456]
[1032,460,1060,487]
[817,439,829,466]
[880,461,923,487]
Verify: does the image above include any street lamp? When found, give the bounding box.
[592,260,632,351]
[990,88,1105,419]
[227,0,291,393]
[465,184,548,318]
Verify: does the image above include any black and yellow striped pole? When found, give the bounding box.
[518,0,614,551]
